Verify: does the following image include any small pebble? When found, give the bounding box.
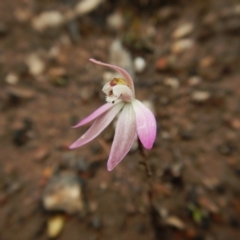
[26,54,45,76]
[43,172,84,214]
[164,77,179,89]
[188,76,202,86]
[191,91,211,102]
[134,57,146,73]
[47,215,65,238]
[172,23,194,39]
[32,11,65,31]
[172,39,194,54]
[5,73,19,85]
[75,0,104,16]
[165,216,185,229]
[107,11,124,30]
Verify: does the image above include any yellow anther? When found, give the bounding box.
[110,78,128,87]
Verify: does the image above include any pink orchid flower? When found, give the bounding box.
[69,59,157,171]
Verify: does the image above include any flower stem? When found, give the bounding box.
[138,138,153,178]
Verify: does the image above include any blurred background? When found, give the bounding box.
[0,0,240,239]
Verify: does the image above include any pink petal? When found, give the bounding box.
[69,102,124,149]
[132,99,157,149]
[72,103,112,128]
[89,58,135,95]
[107,103,137,171]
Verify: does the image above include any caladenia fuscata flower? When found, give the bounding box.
[69,59,157,171]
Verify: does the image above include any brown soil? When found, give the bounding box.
[0,0,240,240]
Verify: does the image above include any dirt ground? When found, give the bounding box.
[0,0,240,240]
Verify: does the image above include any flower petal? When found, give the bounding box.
[72,103,112,128]
[132,99,157,149]
[89,58,135,95]
[69,102,124,149]
[107,103,137,171]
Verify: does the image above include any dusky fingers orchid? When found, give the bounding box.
[69,58,157,171]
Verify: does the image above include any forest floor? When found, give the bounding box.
[0,0,240,240]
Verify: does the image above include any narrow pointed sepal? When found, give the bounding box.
[72,103,113,128]
[69,102,124,149]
